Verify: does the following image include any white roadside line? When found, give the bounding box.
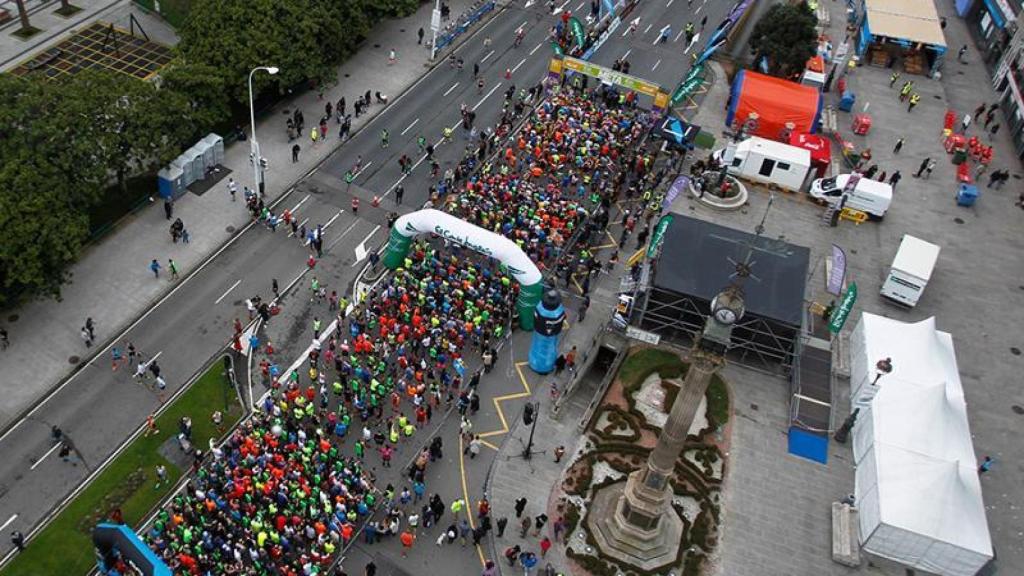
[652,59,661,71]
[474,82,502,111]
[400,118,420,135]
[530,42,543,55]
[323,209,345,230]
[481,49,495,62]
[214,279,242,305]
[444,82,460,96]
[511,57,527,75]
[29,443,61,471]
[352,226,382,266]
[0,515,16,532]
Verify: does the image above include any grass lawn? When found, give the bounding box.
[1,358,243,576]
[618,348,687,392]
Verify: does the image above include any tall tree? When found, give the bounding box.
[0,156,91,305]
[160,60,233,137]
[62,71,195,194]
[177,0,373,105]
[749,2,818,78]
[13,0,31,32]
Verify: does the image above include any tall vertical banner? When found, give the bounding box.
[828,282,857,333]
[827,244,846,295]
[569,16,586,49]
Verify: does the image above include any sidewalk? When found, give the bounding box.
[0,0,496,428]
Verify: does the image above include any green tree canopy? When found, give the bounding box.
[0,71,195,304]
[177,0,375,104]
[749,2,818,78]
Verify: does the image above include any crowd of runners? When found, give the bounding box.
[137,75,664,575]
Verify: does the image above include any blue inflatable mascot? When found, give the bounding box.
[528,289,565,374]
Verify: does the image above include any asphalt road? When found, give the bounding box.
[0,0,729,561]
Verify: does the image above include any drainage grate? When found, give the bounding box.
[1012,405,1024,415]
[954,217,964,224]
[226,226,236,233]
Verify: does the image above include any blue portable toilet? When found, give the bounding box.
[157,165,185,200]
[956,183,978,206]
[838,90,856,112]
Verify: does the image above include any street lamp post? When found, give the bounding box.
[871,357,893,386]
[248,66,279,198]
[429,0,441,61]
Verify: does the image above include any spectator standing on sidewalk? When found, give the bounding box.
[292,143,301,163]
[150,259,161,278]
[893,137,904,154]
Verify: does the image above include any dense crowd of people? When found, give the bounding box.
[138,77,665,576]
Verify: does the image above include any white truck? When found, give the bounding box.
[809,174,893,220]
[880,235,940,307]
[713,136,812,192]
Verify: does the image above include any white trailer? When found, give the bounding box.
[715,136,812,192]
[880,235,940,307]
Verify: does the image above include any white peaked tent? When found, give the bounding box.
[850,313,993,576]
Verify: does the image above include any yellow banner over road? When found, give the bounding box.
[561,56,661,97]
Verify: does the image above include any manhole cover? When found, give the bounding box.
[1012,405,1024,415]
[7,314,18,322]
[69,355,80,364]
[850,249,857,255]
[1012,347,1022,356]
[374,44,381,48]
[233,300,243,306]
[400,28,405,32]
[954,217,964,224]
[957,70,964,75]
[225,226,236,233]
[345,73,350,78]
[750,403,759,411]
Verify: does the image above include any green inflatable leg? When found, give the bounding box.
[382,227,413,269]
[516,282,544,331]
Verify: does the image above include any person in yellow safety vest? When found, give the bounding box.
[398,414,408,429]
[451,499,465,514]
[403,422,415,436]
[390,422,399,443]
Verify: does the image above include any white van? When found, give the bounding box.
[809,174,892,220]
[880,235,940,307]
[713,137,812,192]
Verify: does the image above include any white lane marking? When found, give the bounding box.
[530,42,543,55]
[30,443,62,470]
[400,118,420,136]
[674,28,685,42]
[511,57,527,74]
[214,279,242,305]
[481,49,496,62]
[517,20,528,32]
[554,0,572,14]
[644,23,652,34]
[352,226,382,266]
[652,59,661,71]
[0,515,17,532]
[666,0,673,6]
[323,209,344,230]
[444,82,460,96]
[525,0,535,7]
[622,49,632,60]
[326,220,362,252]
[695,2,702,13]
[577,2,585,10]
[289,194,311,214]
[473,82,502,111]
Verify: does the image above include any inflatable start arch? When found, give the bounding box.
[381,209,544,330]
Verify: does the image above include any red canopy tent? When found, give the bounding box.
[789,132,832,178]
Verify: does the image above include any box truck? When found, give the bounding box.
[809,174,893,220]
[880,235,940,307]
[713,137,812,192]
